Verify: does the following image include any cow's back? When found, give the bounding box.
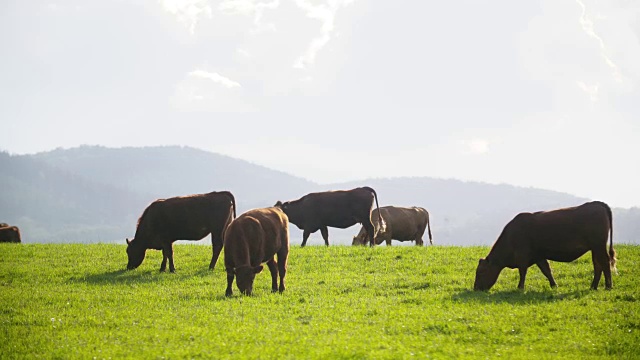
[528,202,610,255]
[380,206,427,240]
[136,192,234,243]
[0,226,21,243]
[304,188,374,227]
[489,201,611,265]
[225,207,289,268]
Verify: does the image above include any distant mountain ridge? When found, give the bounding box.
[1,146,638,245]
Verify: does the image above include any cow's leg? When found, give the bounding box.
[415,237,424,246]
[536,260,557,288]
[162,244,176,273]
[277,249,288,293]
[225,271,235,297]
[320,226,330,247]
[602,252,613,290]
[266,258,279,292]
[363,221,375,247]
[301,229,311,247]
[160,250,168,272]
[517,267,528,289]
[590,250,607,290]
[593,246,613,290]
[385,238,392,246]
[210,236,223,270]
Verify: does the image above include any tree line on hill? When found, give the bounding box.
[1,146,638,245]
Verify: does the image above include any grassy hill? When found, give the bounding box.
[1,146,639,244]
[1,244,638,358]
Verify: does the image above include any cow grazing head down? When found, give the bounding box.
[232,265,264,295]
[125,238,146,270]
[473,258,502,291]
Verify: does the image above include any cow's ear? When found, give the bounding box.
[275,201,283,207]
[253,265,264,274]
[126,238,131,245]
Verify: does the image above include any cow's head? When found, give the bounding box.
[275,200,304,227]
[352,234,367,246]
[125,238,146,270]
[473,258,502,291]
[274,201,288,211]
[234,265,264,295]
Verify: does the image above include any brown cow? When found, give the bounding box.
[474,201,616,291]
[126,191,235,272]
[0,226,21,243]
[224,206,289,296]
[275,186,384,247]
[352,206,432,246]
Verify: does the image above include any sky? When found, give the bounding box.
[1,0,639,208]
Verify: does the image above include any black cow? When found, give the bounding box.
[474,201,616,291]
[0,226,21,243]
[275,186,384,246]
[126,191,235,272]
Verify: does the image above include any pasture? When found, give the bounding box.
[1,244,639,359]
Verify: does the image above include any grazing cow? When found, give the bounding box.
[474,201,616,291]
[275,186,384,247]
[0,226,21,243]
[224,207,289,296]
[352,206,432,246]
[126,191,235,272]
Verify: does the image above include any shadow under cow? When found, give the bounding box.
[69,266,220,285]
[67,269,171,285]
[452,288,592,305]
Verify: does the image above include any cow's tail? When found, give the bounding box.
[216,191,237,219]
[603,201,617,274]
[426,210,433,245]
[228,191,237,219]
[368,187,386,233]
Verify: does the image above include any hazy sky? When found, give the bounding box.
[1,0,639,207]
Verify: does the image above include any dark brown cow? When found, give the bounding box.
[474,201,616,291]
[224,207,289,296]
[352,206,432,246]
[126,191,236,272]
[275,186,384,247]
[0,226,21,243]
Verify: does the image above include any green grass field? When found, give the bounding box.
[1,243,638,359]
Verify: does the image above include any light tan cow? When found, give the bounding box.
[352,206,432,246]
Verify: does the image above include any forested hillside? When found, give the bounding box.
[1,146,638,244]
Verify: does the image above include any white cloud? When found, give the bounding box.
[577,81,599,102]
[465,139,490,155]
[293,0,355,69]
[218,0,280,33]
[159,0,213,34]
[188,70,242,88]
[575,0,622,83]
